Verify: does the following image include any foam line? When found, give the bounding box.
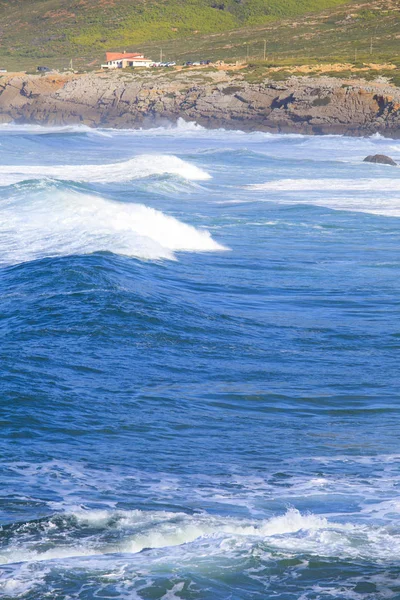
[248,179,400,192]
[247,178,400,217]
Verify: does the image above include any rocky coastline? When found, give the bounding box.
[1,69,400,136]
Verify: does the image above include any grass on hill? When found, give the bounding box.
[0,0,349,70]
[136,0,400,65]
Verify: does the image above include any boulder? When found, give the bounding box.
[363,154,397,166]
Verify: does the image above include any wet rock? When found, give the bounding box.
[363,154,397,166]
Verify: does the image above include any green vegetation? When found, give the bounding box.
[0,0,349,70]
[140,0,400,75]
[0,0,399,85]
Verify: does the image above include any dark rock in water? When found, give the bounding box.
[363,154,397,166]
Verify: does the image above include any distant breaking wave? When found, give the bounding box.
[247,178,400,217]
[248,178,400,192]
[0,154,211,186]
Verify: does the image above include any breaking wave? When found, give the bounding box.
[0,154,211,186]
[0,185,225,265]
[0,123,96,135]
[1,508,399,566]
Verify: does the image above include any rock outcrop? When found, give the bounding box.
[363,154,397,166]
[1,71,400,136]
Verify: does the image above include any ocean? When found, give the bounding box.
[1,120,400,599]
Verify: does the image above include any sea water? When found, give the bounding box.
[1,120,400,599]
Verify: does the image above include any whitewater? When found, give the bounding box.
[1,120,400,600]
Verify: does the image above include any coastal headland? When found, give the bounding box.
[1,69,400,136]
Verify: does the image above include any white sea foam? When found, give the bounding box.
[249,179,400,192]
[1,508,400,566]
[0,154,211,186]
[247,178,400,217]
[0,187,225,265]
[0,123,96,135]
[0,563,49,598]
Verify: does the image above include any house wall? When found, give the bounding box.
[123,59,152,68]
[101,56,153,69]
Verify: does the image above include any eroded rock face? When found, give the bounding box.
[1,71,400,136]
[363,154,397,166]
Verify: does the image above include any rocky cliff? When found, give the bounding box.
[1,70,400,136]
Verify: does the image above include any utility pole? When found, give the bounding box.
[246,42,249,62]
[370,36,373,55]
[354,47,357,62]
[160,48,163,62]
[263,39,266,61]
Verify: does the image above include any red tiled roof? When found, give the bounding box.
[106,52,144,62]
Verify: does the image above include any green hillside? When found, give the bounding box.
[145,0,400,69]
[0,0,350,69]
[1,0,399,75]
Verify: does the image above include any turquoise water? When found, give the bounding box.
[1,121,400,599]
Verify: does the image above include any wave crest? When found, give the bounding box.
[0,154,211,186]
[0,186,226,265]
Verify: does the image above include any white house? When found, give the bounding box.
[101,51,153,69]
